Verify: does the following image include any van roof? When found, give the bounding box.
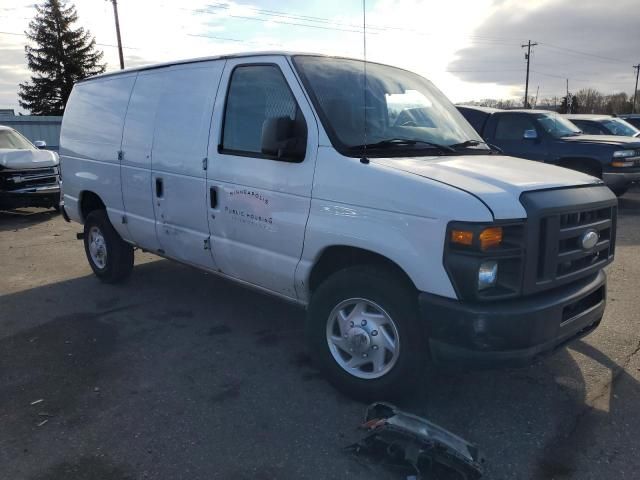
[77,51,380,83]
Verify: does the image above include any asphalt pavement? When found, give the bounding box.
[1,189,640,480]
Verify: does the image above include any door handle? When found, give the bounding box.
[210,186,217,209]
[156,178,163,198]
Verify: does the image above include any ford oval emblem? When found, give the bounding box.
[580,230,599,250]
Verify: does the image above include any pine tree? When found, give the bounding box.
[18,0,106,115]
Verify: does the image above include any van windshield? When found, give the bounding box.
[292,56,487,157]
[0,129,35,150]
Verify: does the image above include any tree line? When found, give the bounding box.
[466,89,637,115]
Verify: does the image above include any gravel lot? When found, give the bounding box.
[1,189,640,480]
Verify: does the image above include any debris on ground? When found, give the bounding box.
[30,399,44,406]
[36,419,48,427]
[347,402,484,480]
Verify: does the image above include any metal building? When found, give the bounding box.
[0,110,62,151]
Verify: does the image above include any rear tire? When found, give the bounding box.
[307,265,424,401]
[83,210,134,283]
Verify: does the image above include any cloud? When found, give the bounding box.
[447,0,640,101]
[1,0,637,112]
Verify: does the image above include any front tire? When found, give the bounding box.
[610,186,628,197]
[307,265,424,401]
[83,210,134,283]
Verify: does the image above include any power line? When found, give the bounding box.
[537,42,629,65]
[0,30,139,49]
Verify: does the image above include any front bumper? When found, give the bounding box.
[0,184,61,209]
[602,171,640,190]
[421,270,606,368]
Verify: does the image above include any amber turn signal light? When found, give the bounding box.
[479,227,503,250]
[451,229,473,246]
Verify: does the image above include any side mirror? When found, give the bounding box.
[34,140,47,149]
[261,115,306,162]
[523,129,538,140]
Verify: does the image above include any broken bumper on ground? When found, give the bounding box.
[421,270,606,368]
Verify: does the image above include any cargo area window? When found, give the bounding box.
[220,64,305,161]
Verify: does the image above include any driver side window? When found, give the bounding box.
[221,64,303,160]
[494,115,537,140]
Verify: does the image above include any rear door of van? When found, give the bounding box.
[206,55,318,299]
[149,61,225,269]
[61,74,136,235]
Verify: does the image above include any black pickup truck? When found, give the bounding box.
[457,106,640,196]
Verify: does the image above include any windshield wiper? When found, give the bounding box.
[350,138,456,153]
[449,139,502,154]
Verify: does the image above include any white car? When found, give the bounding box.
[60,53,616,399]
[0,126,60,210]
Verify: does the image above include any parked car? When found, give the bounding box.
[0,125,60,210]
[564,114,640,137]
[616,114,640,130]
[61,53,616,399]
[457,106,640,196]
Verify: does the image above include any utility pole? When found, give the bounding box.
[633,64,640,113]
[521,40,537,108]
[109,0,125,70]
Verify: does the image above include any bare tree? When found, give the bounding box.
[575,88,604,114]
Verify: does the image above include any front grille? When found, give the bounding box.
[0,167,58,191]
[537,205,615,283]
[520,185,617,295]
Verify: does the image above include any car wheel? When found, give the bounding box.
[610,186,628,197]
[307,265,424,400]
[83,210,134,283]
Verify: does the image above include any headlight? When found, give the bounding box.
[451,226,503,251]
[445,221,524,300]
[613,150,636,158]
[478,261,498,290]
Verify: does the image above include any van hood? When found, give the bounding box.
[0,148,59,170]
[561,134,640,147]
[372,155,601,219]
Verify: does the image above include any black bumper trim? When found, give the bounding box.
[0,188,61,209]
[420,270,606,368]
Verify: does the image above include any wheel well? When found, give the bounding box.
[79,191,106,221]
[556,158,602,178]
[308,246,416,293]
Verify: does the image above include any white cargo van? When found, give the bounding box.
[60,53,616,399]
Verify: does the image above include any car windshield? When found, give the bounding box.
[292,56,487,156]
[601,118,640,137]
[536,114,582,138]
[0,129,35,150]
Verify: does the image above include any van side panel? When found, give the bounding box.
[295,147,494,301]
[60,74,136,238]
[120,71,165,251]
[150,62,224,268]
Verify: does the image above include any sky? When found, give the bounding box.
[0,0,638,114]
